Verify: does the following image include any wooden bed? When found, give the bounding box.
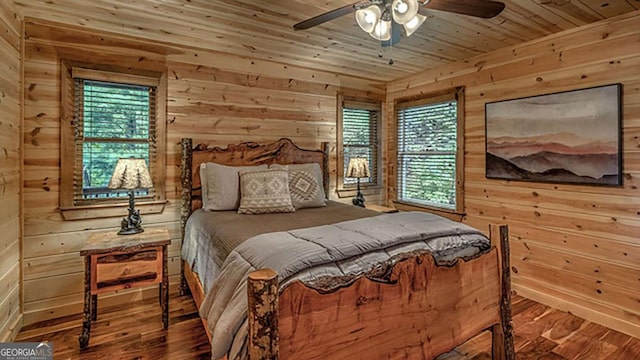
[179,138,515,360]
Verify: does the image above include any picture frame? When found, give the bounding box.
[485,84,622,186]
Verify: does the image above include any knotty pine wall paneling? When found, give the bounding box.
[386,10,640,338]
[0,0,22,342]
[21,18,385,325]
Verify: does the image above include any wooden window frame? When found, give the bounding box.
[336,94,382,198]
[392,87,465,216]
[59,61,167,220]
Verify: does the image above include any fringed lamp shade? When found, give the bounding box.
[346,158,370,208]
[108,158,153,235]
[346,158,371,179]
[108,158,153,190]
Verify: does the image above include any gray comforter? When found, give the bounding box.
[182,202,378,293]
[199,211,490,360]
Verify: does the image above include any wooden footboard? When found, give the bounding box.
[247,224,514,360]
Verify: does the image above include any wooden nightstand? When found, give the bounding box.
[78,227,171,349]
[365,204,399,213]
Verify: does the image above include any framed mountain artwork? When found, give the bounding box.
[485,84,622,186]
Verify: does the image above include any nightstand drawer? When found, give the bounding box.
[92,246,163,293]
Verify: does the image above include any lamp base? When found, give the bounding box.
[352,179,366,208]
[117,226,144,236]
[352,193,365,208]
[118,190,144,236]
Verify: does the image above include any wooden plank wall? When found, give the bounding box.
[386,10,640,338]
[21,18,384,325]
[0,0,22,342]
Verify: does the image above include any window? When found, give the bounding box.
[337,96,381,190]
[60,63,166,220]
[80,80,154,200]
[395,88,464,212]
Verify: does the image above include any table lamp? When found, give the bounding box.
[108,158,153,235]
[346,157,370,208]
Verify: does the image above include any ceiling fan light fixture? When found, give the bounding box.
[392,0,419,24]
[403,13,426,36]
[369,18,392,41]
[294,0,506,62]
[355,5,382,34]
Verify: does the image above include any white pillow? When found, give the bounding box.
[200,163,267,211]
[270,163,326,209]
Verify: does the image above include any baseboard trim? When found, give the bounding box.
[0,313,23,342]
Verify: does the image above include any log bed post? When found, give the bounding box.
[320,142,329,198]
[247,269,279,360]
[490,224,515,360]
[180,138,193,296]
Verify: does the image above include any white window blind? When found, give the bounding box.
[342,101,380,185]
[73,79,157,204]
[397,99,458,209]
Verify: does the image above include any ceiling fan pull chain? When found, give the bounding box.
[387,24,394,65]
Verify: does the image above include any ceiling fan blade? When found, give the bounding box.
[293,2,361,30]
[425,0,505,19]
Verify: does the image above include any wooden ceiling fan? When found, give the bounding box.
[294,0,506,32]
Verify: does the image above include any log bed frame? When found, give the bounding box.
[179,138,515,360]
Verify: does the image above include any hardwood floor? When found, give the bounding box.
[16,292,639,359]
[16,293,211,360]
[440,296,640,360]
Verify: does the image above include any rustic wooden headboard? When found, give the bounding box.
[179,138,329,238]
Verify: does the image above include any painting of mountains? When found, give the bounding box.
[485,84,622,186]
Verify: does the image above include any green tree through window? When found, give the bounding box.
[80,80,152,199]
[341,99,380,186]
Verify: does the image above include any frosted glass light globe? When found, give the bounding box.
[406,15,419,28]
[365,12,376,23]
[396,1,408,13]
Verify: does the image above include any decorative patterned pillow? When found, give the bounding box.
[238,169,295,214]
[200,163,268,211]
[270,163,327,209]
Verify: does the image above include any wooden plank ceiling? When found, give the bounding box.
[16,0,640,81]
